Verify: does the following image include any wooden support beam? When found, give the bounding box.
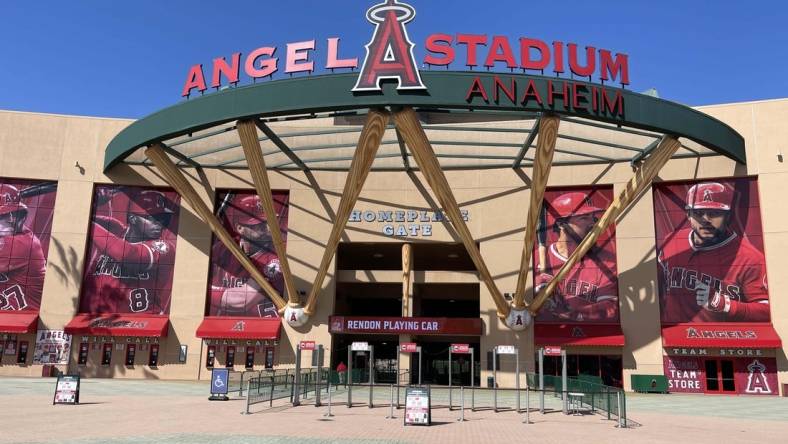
[393,107,510,319]
[513,115,559,310]
[237,119,300,306]
[529,136,681,315]
[145,143,288,310]
[303,109,389,315]
[402,243,412,316]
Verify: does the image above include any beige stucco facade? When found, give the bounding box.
[0,98,786,395]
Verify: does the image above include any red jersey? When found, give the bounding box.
[0,230,46,311]
[208,243,281,317]
[534,242,619,322]
[658,229,769,323]
[80,216,175,314]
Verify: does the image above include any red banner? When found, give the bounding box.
[663,356,778,395]
[661,323,781,348]
[544,346,562,356]
[79,185,180,315]
[0,179,57,313]
[329,316,482,336]
[654,178,770,323]
[206,190,289,318]
[400,342,418,353]
[450,344,470,353]
[533,186,619,324]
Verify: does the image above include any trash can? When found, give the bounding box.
[487,376,494,388]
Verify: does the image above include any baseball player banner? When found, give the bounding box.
[654,178,770,323]
[79,185,180,315]
[533,187,619,323]
[206,190,289,318]
[0,179,57,313]
[32,329,72,365]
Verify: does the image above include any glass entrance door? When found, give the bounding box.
[704,359,736,393]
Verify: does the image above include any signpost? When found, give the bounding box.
[293,340,322,406]
[348,341,373,408]
[209,368,230,401]
[53,374,80,405]
[404,386,431,426]
[493,345,519,412]
[396,342,421,408]
[449,343,474,411]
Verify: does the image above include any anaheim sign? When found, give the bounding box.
[182,0,629,98]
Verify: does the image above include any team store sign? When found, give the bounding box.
[663,356,778,395]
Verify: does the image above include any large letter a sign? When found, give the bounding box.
[353,0,426,92]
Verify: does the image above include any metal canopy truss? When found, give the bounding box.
[125,109,716,172]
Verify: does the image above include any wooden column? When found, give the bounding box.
[237,119,300,305]
[529,136,681,314]
[303,109,389,315]
[145,143,288,310]
[402,243,412,316]
[513,115,559,310]
[393,107,510,318]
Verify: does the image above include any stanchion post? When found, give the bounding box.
[396,346,401,409]
[448,347,453,410]
[471,347,475,411]
[561,349,568,415]
[386,384,395,419]
[538,347,544,414]
[244,379,251,414]
[347,347,353,408]
[368,345,375,409]
[324,377,334,417]
[293,347,302,406]
[493,347,498,413]
[269,376,275,407]
[524,384,530,424]
[316,345,323,407]
[458,385,465,422]
[515,347,520,413]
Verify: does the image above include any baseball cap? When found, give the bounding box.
[0,184,27,216]
[233,195,274,226]
[685,182,733,211]
[128,190,175,216]
[550,192,604,218]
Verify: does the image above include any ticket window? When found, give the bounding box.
[17,341,29,364]
[101,343,113,366]
[148,344,159,367]
[226,346,236,368]
[206,345,216,368]
[245,346,255,369]
[265,347,275,369]
[78,343,89,365]
[125,344,136,366]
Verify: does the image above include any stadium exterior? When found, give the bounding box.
[0,1,785,396]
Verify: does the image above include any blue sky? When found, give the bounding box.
[2,0,786,118]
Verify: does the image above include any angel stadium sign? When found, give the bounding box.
[181,0,630,113]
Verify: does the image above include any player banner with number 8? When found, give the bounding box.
[78,185,180,315]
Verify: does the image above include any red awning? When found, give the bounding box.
[196,317,281,340]
[0,312,39,333]
[661,323,782,348]
[64,314,169,337]
[535,324,625,346]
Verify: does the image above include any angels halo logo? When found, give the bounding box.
[353,0,426,92]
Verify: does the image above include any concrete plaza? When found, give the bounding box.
[1,377,787,444]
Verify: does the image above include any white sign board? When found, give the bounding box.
[33,330,72,365]
[496,345,516,355]
[351,341,370,352]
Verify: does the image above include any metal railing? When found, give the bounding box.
[239,369,629,427]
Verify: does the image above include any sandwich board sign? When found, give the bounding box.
[404,386,431,426]
[53,374,80,405]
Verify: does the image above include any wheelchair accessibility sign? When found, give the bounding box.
[211,368,230,396]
